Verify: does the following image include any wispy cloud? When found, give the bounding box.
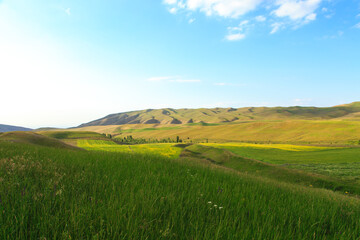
[188,18,196,23]
[355,22,360,29]
[273,0,321,21]
[164,0,325,38]
[147,76,201,83]
[270,22,283,34]
[65,8,71,16]
[225,20,249,41]
[255,15,266,22]
[225,33,246,41]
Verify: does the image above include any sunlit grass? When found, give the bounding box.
[204,142,360,180]
[77,139,182,159]
[1,141,360,239]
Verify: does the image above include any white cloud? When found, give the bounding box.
[305,12,316,21]
[163,0,325,37]
[239,20,249,25]
[273,0,322,21]
[226,33,246,40]
[188,18,196,23]
[255,15,266,22]
[164,0,177,4]
[354,22,360,29]
[169,7,178,14]
[165,0,264,18]
[270,22,282,34]
[65,8,71,16]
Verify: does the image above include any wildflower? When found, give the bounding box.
[214,205,218,208]
[309,184,313,187]
[208,201,212,204]
[345,191,349,194]
[219,207,223,210]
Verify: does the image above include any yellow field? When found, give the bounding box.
[77,140,182,158]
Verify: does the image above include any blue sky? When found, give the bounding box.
[0,0,359,128]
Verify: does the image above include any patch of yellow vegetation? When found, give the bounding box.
[77,140,182,158]
[204,142,341,152]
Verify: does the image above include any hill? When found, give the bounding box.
[0,124,32,132]
[79,102,360,127]
[0,132,80,150]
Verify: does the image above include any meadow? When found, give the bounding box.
[204,143,360,180]
[1,133,360,239]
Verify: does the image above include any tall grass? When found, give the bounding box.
[1,141,360,239]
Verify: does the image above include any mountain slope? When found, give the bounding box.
[79,102,360,127]
[0,124,32,132]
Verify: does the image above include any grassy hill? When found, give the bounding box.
[0,132,79,150]
[79,102,360,127]
[0,124,32,132]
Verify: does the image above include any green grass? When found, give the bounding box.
[1,141,360,239]
[184,144,360,196]
[77,139,183,159]
[0,132,79,150]
[204,143,360,181]
[40,131,105,140]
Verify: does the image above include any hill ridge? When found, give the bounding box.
[0,124,32,132]
[79,102,360,127]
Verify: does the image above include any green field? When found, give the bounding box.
[2,131,360,239]
[75,120,360,145]
[204,143,360,180]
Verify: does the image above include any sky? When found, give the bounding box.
[0,0,359,128]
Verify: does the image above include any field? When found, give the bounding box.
[2,131,360,239]
[204,143,360,180]
[77,140,182,159]
[74,120,360,145]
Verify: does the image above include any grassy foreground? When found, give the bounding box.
[1,141,360,239]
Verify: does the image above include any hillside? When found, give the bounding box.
[79,102,360,127]
[0,124,32,132]
[0,132,80,150]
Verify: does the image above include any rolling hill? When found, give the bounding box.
[0,132,80,150]
[79,102,360,127]
[0,124,32,132]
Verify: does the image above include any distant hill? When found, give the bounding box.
[79,102,360,127]
[0,124,32,132]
